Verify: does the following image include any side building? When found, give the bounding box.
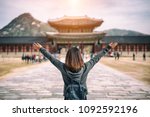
[101,36,150,57]
[0,36,150,57]
[0,37,54,57]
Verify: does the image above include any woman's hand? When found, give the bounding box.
[33,43,43,50]
[109,42,118,49]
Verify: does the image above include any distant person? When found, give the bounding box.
[117,52,120,60]
[39,55,43,63]
[143,53,146,61]
[33,42,118,100]
[43,56,47,61]
[114,51,117,60]
[32,54,36,63]
[21,54,25,62]
[133,53,135,61]
[26,55,30,64]
[35,55,39,62]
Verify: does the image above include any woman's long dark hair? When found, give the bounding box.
[65,47,84,72]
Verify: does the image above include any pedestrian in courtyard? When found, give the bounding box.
[114,51,117,60]
[26,55,30,64]
[21,53,25,62]
[143,53,146,61]
[133,53,135,61]
[33,42,118,100]
[35,55,39,63]
[117,52,120,60]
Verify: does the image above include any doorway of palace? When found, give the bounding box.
[57,44,93,59]
[57,44,68,59]
[83,45,93,59]
[83,45,93,54]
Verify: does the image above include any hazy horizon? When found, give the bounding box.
[0,0,150,34]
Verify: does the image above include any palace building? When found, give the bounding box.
[46,16,105,54]
[0,16,150,57]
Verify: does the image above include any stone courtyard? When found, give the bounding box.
[0,61,150,100]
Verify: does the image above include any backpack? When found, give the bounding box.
[64,80,87,100]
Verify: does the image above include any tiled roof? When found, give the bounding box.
[48,16,103,27]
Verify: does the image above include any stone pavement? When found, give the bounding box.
[0,61,150,100]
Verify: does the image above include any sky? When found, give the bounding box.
[0,0,150,34]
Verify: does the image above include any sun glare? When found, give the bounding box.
[70,0,79,5]
[68,0,81,15]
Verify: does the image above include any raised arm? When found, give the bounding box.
[33,43,64,71]
[85,42,118,71]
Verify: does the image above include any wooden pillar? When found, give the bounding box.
[30,44,33,54]
[54,40,57,52]
[28,45,31,53]
[0,45,1,53]
[128,44,130,55]
[117,45,119,52]
[93,43,96,53]
[134,44,137,54]
[9,45,11,53]
[23,45,26,53]
[142,44,145,52]
[136,44,138,54]
[79,42,81,52]
[120,44,123,55]
[16,45,18,53]
[126,44,128,52]
[134,44,136,53]
[21,44,23,52]
[120,45,122,52]
[145,44,147,52]
[82,42,84,54]
[11,45,14,53]
[80,42,84,53]
[1,45,3,52]
[23,45,24,53]
[7,45,9,55]
[15,45,17,54]
[118,45,120,51]
[52,40,57,53]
